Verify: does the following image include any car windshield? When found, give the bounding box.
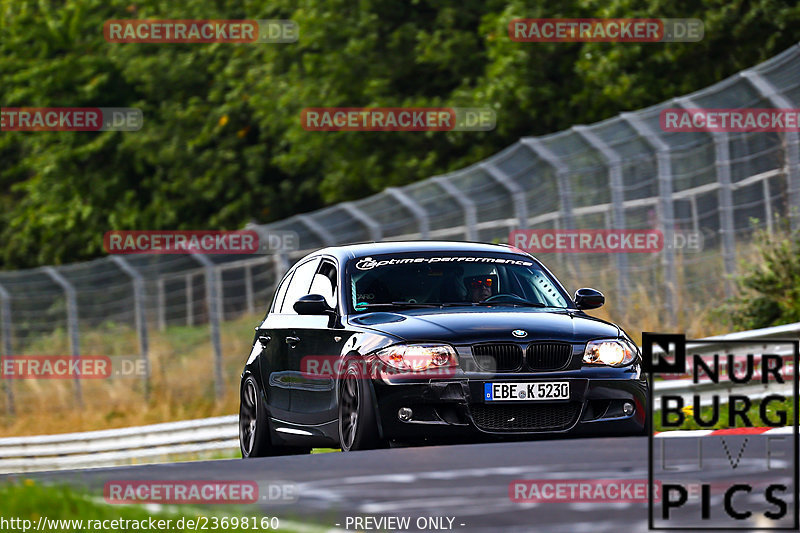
[346,252,571,312]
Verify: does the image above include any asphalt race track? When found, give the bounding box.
[11,435,798,532]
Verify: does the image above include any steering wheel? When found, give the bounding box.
[483,293,528,303]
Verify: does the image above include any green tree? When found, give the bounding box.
[2,0,800,269]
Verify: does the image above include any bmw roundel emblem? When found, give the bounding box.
[512,329,527,338]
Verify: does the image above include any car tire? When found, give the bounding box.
[239,375,311,457]
[338,359,386,451]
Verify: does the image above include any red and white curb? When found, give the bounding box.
[655,427,793,437]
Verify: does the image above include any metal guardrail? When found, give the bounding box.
[0,415,238,474]
[0,323,797,473]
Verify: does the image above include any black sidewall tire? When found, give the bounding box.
[240,375,312,457]
[239,376,270,458]
[339,359,385,451]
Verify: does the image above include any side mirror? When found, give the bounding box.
[293,294,335,315]
[574,288,604,310]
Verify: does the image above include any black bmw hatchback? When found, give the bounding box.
[239,241,648,456]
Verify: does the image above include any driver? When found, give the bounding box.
[464,274,497,303]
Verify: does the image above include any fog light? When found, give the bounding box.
[398,407,413,421]
[623,402,634,416]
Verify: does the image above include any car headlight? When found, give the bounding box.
[374,344,458,372]
[583,339,637,367]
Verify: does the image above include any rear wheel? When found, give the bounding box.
[338,360,386,451]
[239,375,310,457]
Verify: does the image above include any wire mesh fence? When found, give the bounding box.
[1,44,798,416]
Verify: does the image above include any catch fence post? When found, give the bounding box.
[622,112,678,326]
[678,98,736,297]
[742,71,800,233]
[433,175,477,241]
[573,126,630,299]
[0,283,14,415]
[191,255,224,400]
[110,256,151,399]
[43,267,82,406]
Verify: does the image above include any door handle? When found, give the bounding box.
[258,335,271,348]
[285,336,300,347]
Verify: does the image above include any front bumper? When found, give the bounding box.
[372,367,648,442]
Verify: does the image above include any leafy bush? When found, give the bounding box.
[726,227,800,330]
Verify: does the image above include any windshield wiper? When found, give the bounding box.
[355,302,440,309]
[356,301,553,310]
[473,300,547,307]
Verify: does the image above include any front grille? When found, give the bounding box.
[471,403,580,431]
[526,342,572,370]
[472,344,523,372]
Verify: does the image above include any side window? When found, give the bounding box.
[309,260,337,308]
[279,258,320,314]
[270,271,293,314]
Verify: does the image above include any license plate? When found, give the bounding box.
[484,381,570,401]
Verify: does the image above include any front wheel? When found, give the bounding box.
[338,360,386,451]
[239,375,310,457]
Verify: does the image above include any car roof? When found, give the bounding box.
[298,241,534,263]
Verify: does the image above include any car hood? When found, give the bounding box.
[348,307,620,344]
